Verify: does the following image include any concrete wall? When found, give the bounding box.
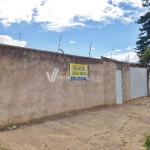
[101,57,131,102]
[115,62,130,102]
[0,44,120,126]
[148,70,150,96]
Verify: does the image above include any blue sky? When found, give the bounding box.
[0,0,148,62]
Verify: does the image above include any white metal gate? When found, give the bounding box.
[130,67,148,99]
[116,69,123,105]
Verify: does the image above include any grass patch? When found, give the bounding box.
[143,133,150,150]
[0,120,17,131]
[0,145,8,150]
[121,139,128,144]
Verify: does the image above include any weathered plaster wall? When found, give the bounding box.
[0,44,122,126]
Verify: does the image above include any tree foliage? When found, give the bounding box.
[142,0,150,7]
[135,0,150,64]
[140,47,150,64]
[136,11,150,53]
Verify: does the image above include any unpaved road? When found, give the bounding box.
[0,97,150,150]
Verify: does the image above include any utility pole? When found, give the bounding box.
[19,33,21,46]
[111,49,113,58]
[57,36,61,53]
[128,54,130,62]
[89,43,92,57]
[126,54,129,63]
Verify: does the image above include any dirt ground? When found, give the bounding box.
[0,97,150,150]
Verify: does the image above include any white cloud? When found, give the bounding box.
[107,49,121,55]
[0,0,43,27]
[111,0,143,8]
[0,0,144,32]
[114,49,121,52]
[0,35,27,47]
[126,46,135,50]
[34,0,125,31]
[106,51,139,63]
[121,17,133,24]
[91,46,95,50]
[70,41,76,44]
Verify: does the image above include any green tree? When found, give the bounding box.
[140,47,150,65]
[136,11,150,53]
[135,0,150,64]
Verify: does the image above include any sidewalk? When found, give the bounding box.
[0,97,150,150]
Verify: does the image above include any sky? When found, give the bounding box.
[0,0,148,63]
